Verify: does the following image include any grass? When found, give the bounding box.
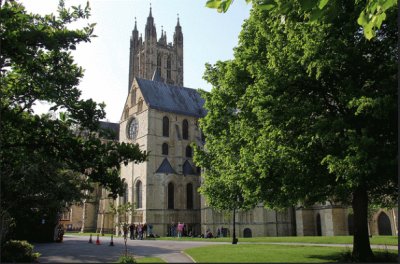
[184,244,398,263]
[66,232,398,246]
[157,235,398,246]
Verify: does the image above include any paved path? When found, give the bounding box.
[34,235,398,263]
[34,235,225,263]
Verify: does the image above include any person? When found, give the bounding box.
[55,224,64,242]
[129,223,135,240]
[170,223,176,237]
[177,222,184,238]
[217,228,221,238]
[143,223,147,238]
[138,223,143,240]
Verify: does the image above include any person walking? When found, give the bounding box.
[129,223,135,240]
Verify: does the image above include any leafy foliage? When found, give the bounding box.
[205,0,397,39]
[0,1,147,242]
[1,240,41,262]
[195,0,397,261]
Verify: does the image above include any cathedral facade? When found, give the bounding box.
[61,8,398,238]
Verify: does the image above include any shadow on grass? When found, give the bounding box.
[308,250,398,263]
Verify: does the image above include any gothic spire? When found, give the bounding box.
[134,17,137,31]
[149,3,153,17]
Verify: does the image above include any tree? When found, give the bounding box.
[0,0,148,242]
[205,0,397,39]
[109,202,134,257]
[195,1,397,262]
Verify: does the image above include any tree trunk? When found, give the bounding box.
[232,208,237,244]
[352,186,374,262]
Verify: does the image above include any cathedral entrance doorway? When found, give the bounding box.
[243,228,252,238]
[377,212,392,235]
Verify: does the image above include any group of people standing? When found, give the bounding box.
[123,223,149,240]
[168,222,192,237]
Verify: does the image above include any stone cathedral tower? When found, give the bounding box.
[128,7,184,91]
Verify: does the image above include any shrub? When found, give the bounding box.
[1,240,41,262]
[117,255,136,264]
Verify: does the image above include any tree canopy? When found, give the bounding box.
[0,0,147,242]
[205,0,397,39]
[195,1,397,261]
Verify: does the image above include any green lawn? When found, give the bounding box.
[67,232,397,246]
[184,244,398,263]
[157,235,398,246]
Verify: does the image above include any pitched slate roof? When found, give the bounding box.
[136,78,206,118]
[182,160,196,175]
[156,158,176,174]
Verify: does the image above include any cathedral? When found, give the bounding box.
[60,8,398,238]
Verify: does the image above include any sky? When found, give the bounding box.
[20,0,252,122]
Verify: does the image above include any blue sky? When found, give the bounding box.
[20,0,251,122]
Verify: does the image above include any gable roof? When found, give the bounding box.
[156,158,176,174]
[182,160,196,175]
[136,78,206,118]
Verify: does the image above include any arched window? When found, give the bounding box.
[167,55,171,80]
[182,119,189,139]
[168,182,174,209]
[316,214,322,236]
[186,183,193,209]
[186,145,192,158]
[162,143,169,155]
[163,116,169,137]
[136,181,142,209]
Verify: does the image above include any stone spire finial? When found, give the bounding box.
[134,17,137,30]
[149,3,153,17]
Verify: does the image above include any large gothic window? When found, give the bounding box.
[162,143,169,155]
[136,181,142,209]
[186,145,192,158]
[186,183,193,209]
[182,119,189,140]
[163,116,169,137]
[168,182,174,209]
[167,55,171,80]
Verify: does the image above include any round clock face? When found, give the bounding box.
[127,118,138,139]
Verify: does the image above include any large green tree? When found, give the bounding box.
[0,0,147,242]
[195,1,397,261]
[205,0,397,39]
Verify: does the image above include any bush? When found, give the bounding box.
[1,240,41,262]
[117,255,136,264]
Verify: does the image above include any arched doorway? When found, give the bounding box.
[316,214,322,236]
[377,212,392,235]
[243,228,252,238]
